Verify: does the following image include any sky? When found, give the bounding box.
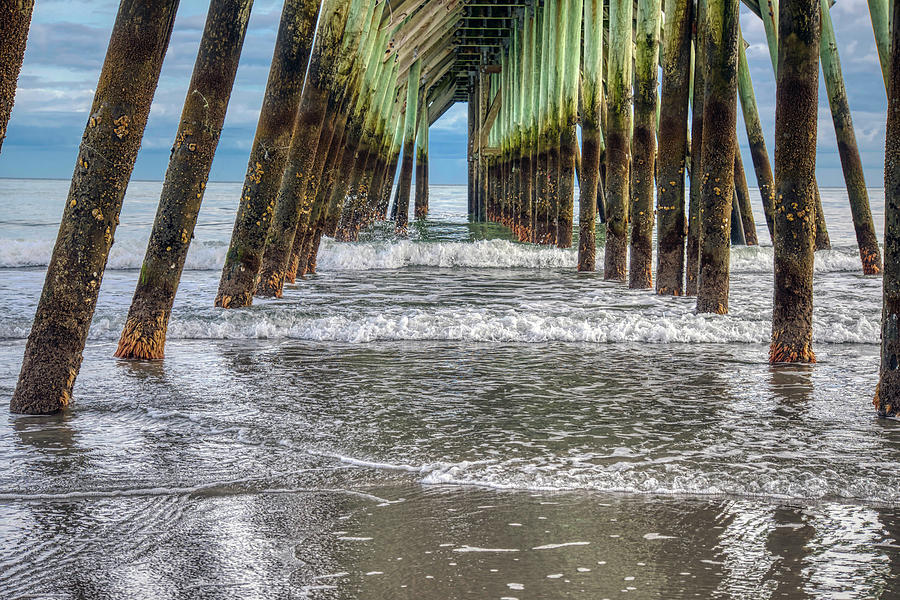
[0,0,889,186]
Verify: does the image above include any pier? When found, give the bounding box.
[0,0,897,415]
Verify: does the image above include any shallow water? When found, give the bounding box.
[1,179,899,598]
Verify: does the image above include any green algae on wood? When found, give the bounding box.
[686,0,707,296]
[395,57,422,232]
[578,0,605,271]
[655,0,692,294]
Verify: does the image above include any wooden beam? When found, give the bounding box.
[479,87,501,146]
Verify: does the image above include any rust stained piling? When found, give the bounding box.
[695,0,739,314]
[0,0,35,154]
[11,0,179,414]
[215,0,322,309]
[770,0,819,363]
[875,0,900,415]
[115,0,254,360]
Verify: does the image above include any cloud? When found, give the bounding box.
[431,103,467,133]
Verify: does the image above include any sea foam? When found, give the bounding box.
[311,449,900,504]
[0,302,867,345]
[70,306,875,345]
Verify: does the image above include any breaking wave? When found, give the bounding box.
[45,304,872,345]
[0,237,872,274]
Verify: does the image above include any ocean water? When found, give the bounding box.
[1,178,899,599]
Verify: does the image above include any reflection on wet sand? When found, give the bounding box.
[0,321,898,598]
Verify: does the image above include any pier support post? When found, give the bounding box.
[256,0,357,298]
[534,3,553,243]
[395,59,422,231]
[215,0,322,308]
[629,0,661,288]
[867,0,890,92]
[578,0,604,271]
[556,0,581,249]
[604,0,633,281]
[686,0,706,296]
[696,0,739,314]
[414,92,429,219]
[756,0,833,255]
[733,149,757,245]
[11,0,179,414]
[770,0,819,363]
[655,0,691,293]
[820,0,882,274]
[0,0,35,154]
[115,0,254,360]
[467,81,476,219]
[730,190,747,245]
[737,32,775,242]
[876,0,900,414]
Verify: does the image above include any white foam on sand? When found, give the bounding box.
[306,448,900,505]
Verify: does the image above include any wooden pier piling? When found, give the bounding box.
[115,0,254,360]
[604,0,633,281]
[0,0,35,154]
[655,0,691,294]
[770,0,819,363]
[876,0,900,414]
[695,0,739,314]
[215,0,321,309]
[629,0,661,288]
[578,0,604,272]
[11,0,179,414]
